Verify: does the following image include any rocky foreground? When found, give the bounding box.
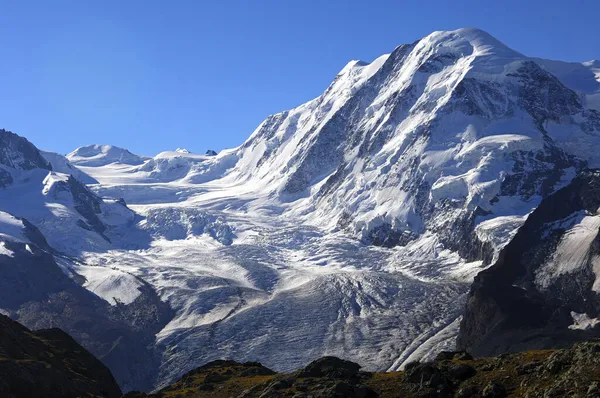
[126,342,600,398]
[2,312,600,397]
[0,314,121,398]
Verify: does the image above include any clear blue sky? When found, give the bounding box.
[1,0,598,156]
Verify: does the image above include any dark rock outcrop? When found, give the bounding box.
[0,314,121,398]
[0,129,51,172]
[127,341,600,397]
[458,170,600,356]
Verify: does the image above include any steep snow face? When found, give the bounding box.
[67,144,147,166]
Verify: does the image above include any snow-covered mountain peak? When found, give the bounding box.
[189,27,600,266]
[422,28,522,60]
[67,144,147,166]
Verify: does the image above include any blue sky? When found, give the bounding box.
[0,0,598,156]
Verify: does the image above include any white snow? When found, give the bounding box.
[40,150,97,183]
[67,144,148,166]
[536,210,600,290]
[535,58,600,111]
[390,316,463,371]
[0,211,28,243]
[568,311,600,330]
[77,264,143,305]
[0,241,14,257]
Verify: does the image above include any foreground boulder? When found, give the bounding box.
[0,314,122,398]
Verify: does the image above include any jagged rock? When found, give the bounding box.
[115,341,600,397]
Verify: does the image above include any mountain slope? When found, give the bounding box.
[0,130,173,391]
[458,170,600,355]
[41,150,98,184]
[214,28,598,266]
[1,28,600,392]
[0,314,122,398]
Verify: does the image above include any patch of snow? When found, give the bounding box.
[0,241,14,257]
[77,265,143,305]
[536,210,600,289]
[568,311,600,330]
[0,211,28,243]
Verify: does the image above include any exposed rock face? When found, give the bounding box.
[0,314,122,398]
[0,129,51,172]
[458,170,600,356]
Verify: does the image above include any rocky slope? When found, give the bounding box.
[0,314,122,398]
[458,170,600,356]
[126,340,600,398]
